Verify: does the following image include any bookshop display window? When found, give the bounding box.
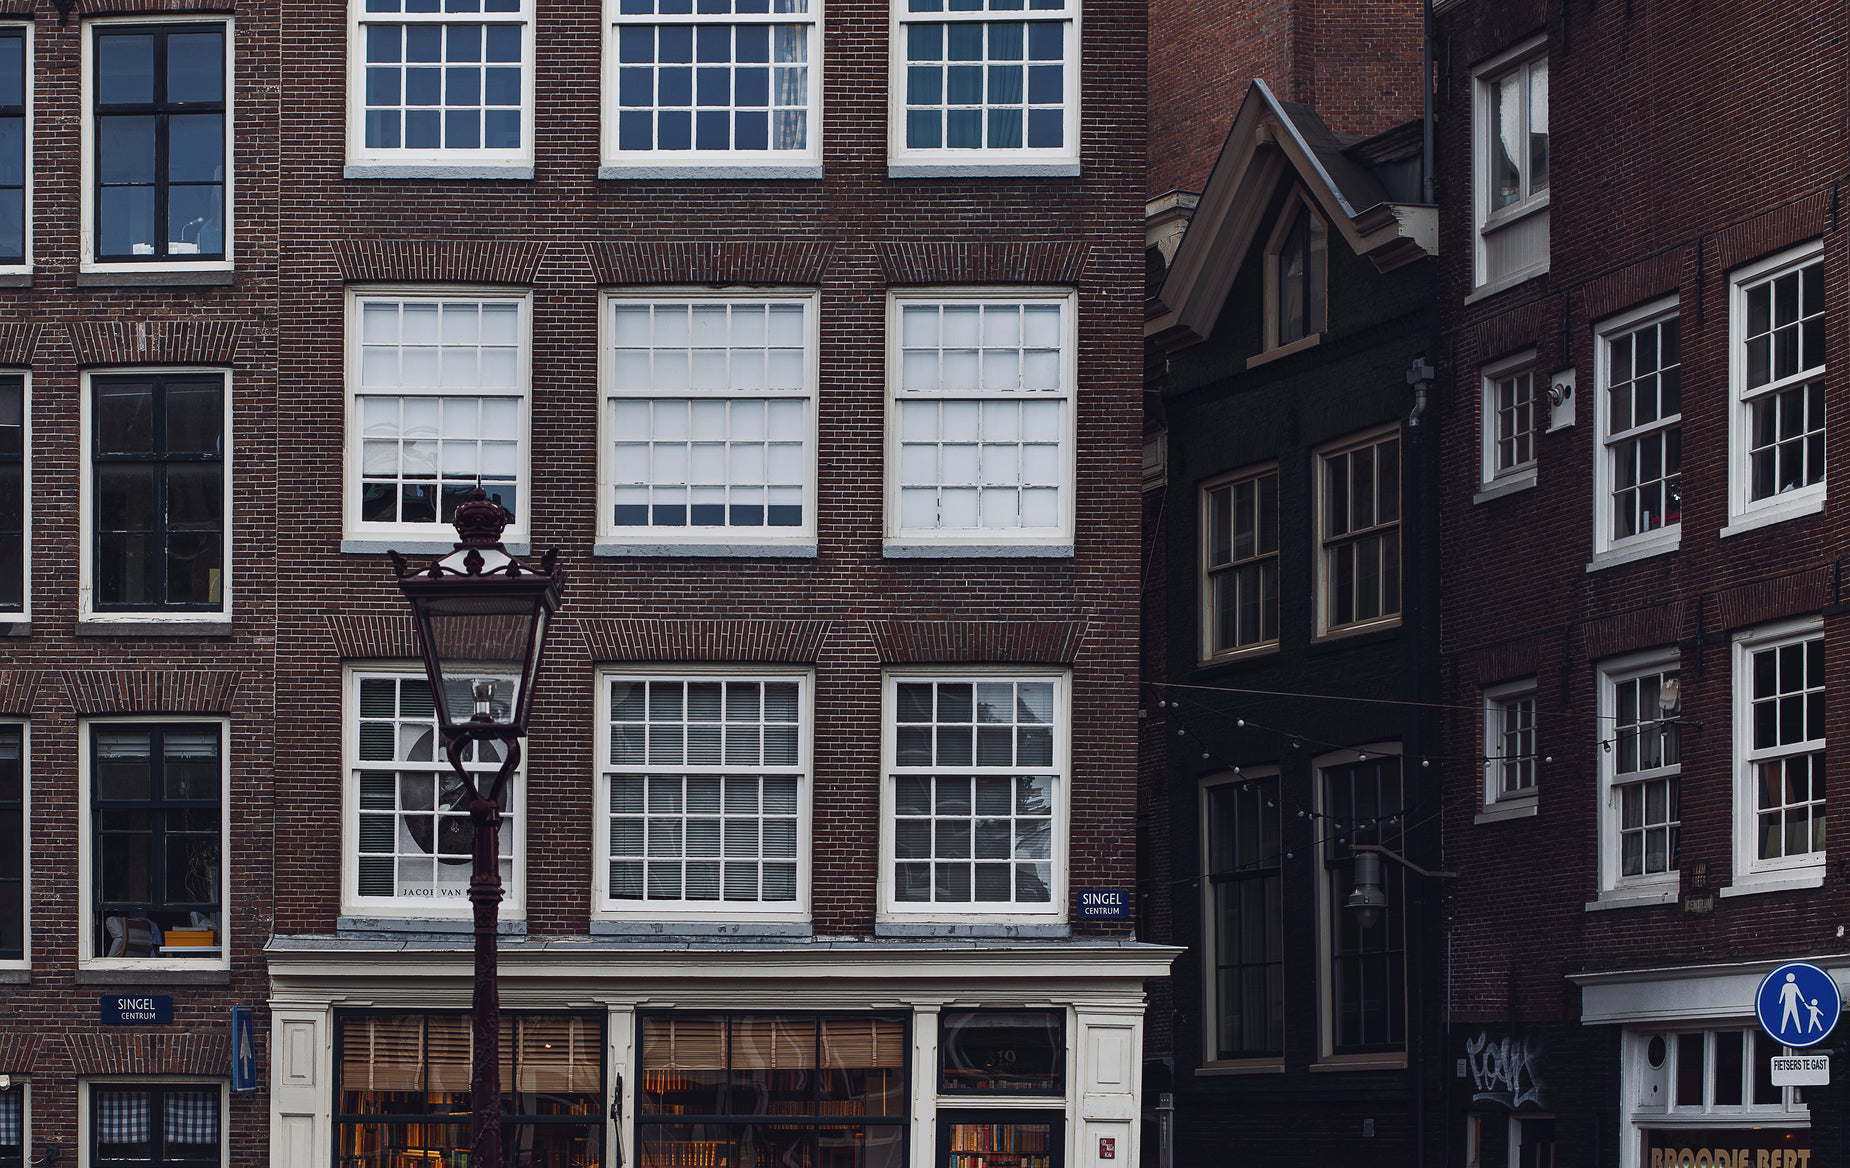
[938,1012,1063,1096]
[936,1112,1060,1168]
[334,1012,604,1168]
[637,1012,908,1168]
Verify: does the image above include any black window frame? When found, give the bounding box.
[89,1082,222,1168]
[0,1081,22,1168]
[0,724,21,962]
[0,26,23,266]
[91,22,227,264]
[1322,755,1407,1055]
[1204,774,1283,1061]
[936,1108,1063,1168]
[91,372,225,613]
[90,722,223,957]
[937,1009,1065,1097]
[0,373,22,613]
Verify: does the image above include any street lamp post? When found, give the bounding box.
[391,487,564,1168]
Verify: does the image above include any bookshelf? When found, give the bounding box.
[935,1113,1061,1168]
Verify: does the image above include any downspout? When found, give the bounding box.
[1404,356,1434,1168]
[1422,0,1436,205]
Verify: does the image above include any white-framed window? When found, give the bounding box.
[602,0,822,178]
[879,670,1067,920]
[0,1079,26,1168]
[81,18,232,272]
[1264,190,1326,352]
[1728,241,1825,531]
[1480,351,1538,487]
[593,667,811,920]
[1595,649,1679,902]
[1471,36,1548,290]
[79,369,232,624]
[81,1080,227,1168]
[78,718,230,970]
[1621,1026,1807,1152]
[1199,465,1278,660]
[342,667,524,919]
[345,289,531,553]
[1731,617,1824,889]
[1594,298,1681,560]
[0,372,25,621]
[598,290,818,555]
[1316,427,1400,636]
[0,24,30,272]
[0,724,24,968]
[347,0,534,177]
[1199,768,1283,1064]
[888,0,1080,177]
[1314,747,1406,1062]
[885,289,1076,555]
[1482,679,1537,812]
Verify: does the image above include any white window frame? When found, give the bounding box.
[1592,297,1681,566]
[1728,616,1826,895]
[1197,766,1284,1069]
[883,287,1077,557]
[591,665,813,922]
[1198,463,1279,662]
[1619,1026,1808,1168]
[1311,744,1407,1067]
[886,0,1081,178]
[877,667,1069,923]
[77,1078,229,1168]
[599,0,823,179]
[1261,187,1327,357]
[77,716,232,972]
[344,0,535,178]
[1725,240,1826,535]
[1479,349,1538,491]
[1470,34,1548,292]
[79,16,235,273]
[1314,424,1402,638]
[0,722,26,971]
[340,664,528,921]
[0,23,32,275]
[0,370,27,626]
[77,367,234,627]
[595,288,819,557]
[1592,648,1680,908]
[1480,678,1537,819]
[343,287,533,555]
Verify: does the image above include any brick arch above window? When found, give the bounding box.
[331,239,549,286]
[68,321,240,367]
[877,241,1090,286]
[59,670,240,716]
[866,620,1087,664]
[63,1032,231,1077]
[586,240,837,286]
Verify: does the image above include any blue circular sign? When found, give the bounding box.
[1754,962,1842,1049]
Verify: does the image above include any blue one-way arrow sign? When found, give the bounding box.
[1755,962,1841,1050]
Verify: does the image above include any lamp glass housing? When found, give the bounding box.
[401,547,560,737]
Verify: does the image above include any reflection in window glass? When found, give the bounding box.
[93,24,225,261]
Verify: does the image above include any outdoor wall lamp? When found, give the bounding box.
[1345,844,1457,930]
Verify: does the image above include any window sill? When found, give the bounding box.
[598,162,822,180]
[1474,799,1537,825]
[0,968,28,984]
[344,163,535,181]
[1195,1059,1285,1076]
[1720,494,1826,538]
[1584,884,1679,912]
[883,540,1073,559]
[1309,1054,1408,1072]
[887,160,1081,179]
[1197,643,1282,669]
[343,538,530,557]
[1245,332,1321,370]
[1586,534,1680,573]
[76,619,230,638]
[874,921,1070,938]
[594,540,817,559]
[0,273,30,288]
[1310,619,1402,649]
[588,919,813,938]
[1,621,26,637]
[337,914,527,935]
[1718,870,1825,898]
[76,269,236,287]
[1464,266,1547,306]
[77,966,230,985]
[1473,470,1537,504]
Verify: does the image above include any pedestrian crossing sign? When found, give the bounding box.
[1754,962,1841,1050]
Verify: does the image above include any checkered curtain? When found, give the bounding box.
[163,1092,218,1146]
[95,1090,150,1144]
[0,1088,21,1146]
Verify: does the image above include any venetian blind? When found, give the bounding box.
[821,1017,905,1069]
[640,1016,728,1071]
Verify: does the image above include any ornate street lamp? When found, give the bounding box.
[391,487,564,1168]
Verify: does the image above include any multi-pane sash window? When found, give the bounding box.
[92,374,225,612]
[0,374,20,612]
[351,672,517,909]
[90,724,222,960]
[1602,308,1682,546]
[1322,756,1405,1053]
[0,28,23,266]
[352,293,526,540]
[1486,55,1547,216]
[0,727,19,962]
[92,1085,219,1168]
[601,673,805,909]
[900,0,1068,152]
[891,294,1072,542]
[608,0,818,166]
[1735,248,1825,511]
[1201,469,1278,657]
[1740,627,1824,868]
[1604,659,1680,884]
[1484,683,1536,805]
[355,0,530,161]
[1267,197,1326,349]
[1484,367,1536,481]
[605,294,814,541]
[1650,1028,1806,1113]
[0,1083,19,1168]
[1472,40,1548,287]
[888,676,1060,912]
[1204,774,1282,1060]
[1318,430,1400,633]
[92,24,226,263]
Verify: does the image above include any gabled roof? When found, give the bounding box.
[1145,79,1437,353]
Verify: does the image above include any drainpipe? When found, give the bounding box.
[1404,356,1434,1168]
[1422,0,1435,205]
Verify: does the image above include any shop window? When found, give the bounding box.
[939,1010,1063,1096]
[336,1012,604,1168]
[637,1012,907,1168]
[937,1112,1060,1168]
[90,1084,221,1168]
[0,1082,21,1168]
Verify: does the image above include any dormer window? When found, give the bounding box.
[1265,191,1326,352]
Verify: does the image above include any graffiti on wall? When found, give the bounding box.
[1465,1030,1546,1110]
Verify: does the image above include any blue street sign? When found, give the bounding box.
[100,994,172,1024]
[1077,889,1130,919]
[231,1006,258,1092]
[1755,962,1842,1049]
